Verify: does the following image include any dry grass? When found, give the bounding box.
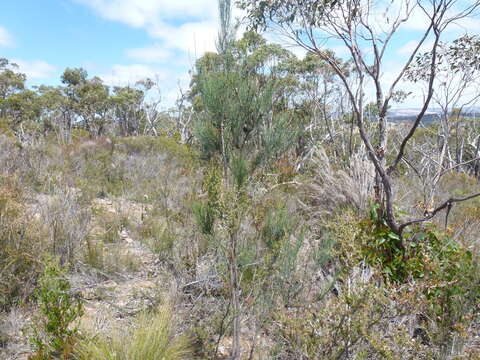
[0,179,47,309]
[75,304,191,360]
[305,146,375,217]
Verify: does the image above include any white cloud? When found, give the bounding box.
[13,59,56,79]
[396,39,435,57]
[74,0,229,106]
[149,20,218,55]
[99,64,161,86]
[126,44,172,63]
[75,0,216,26]
[397,40,420,57]
[76,0,220,55]
[99,63,190,107]
[0,26,13,47]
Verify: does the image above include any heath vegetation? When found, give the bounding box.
[1,0,480,359]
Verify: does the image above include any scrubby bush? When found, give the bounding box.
[29,262,83,360]
[0,179,46,310]
[40,188,90,266]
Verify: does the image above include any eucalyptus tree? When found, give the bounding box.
[0,58,25,100]
[61,68,112,137]
[4,90,41,132]
[0,58,28,129]
[239,0,480,241]
[277,51,354,159]
[111,85,145,136]
[404,35,480,211]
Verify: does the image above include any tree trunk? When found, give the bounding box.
[229,230,241,360]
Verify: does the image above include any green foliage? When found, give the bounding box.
[253,113,300,169]
[30,262,83,360]
[359,206,479,298]
[238,0,340,30]
[75,304,191,360]
[359,206,407,282]
[195,121,220,160]
[193,164,223,236]
[261,206,295,250]
[230,152,249,189]
[355,209,479,352]
[193,202,216,236]
[194,31,300,184]
[117,136,196,162]
[139,216,176,256]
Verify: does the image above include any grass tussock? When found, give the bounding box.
[75,304,191,360]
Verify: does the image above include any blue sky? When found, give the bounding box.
[0,0,220,106]
[0,1,478,108]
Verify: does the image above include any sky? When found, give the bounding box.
[0,1,478,109]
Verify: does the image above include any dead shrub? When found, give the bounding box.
[0,179,46,310]
[39,188,90,267]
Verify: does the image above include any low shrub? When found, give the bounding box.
[40,188,90,266]
[139,214,176,257]
[116,136,196,162]
[29,262,83,360]
[331,209,480,357]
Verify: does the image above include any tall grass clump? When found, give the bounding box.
[0,179,46,310]
[75,304,191,360]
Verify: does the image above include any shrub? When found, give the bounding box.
[272,281,435,360]
[29,262,83,360]
[192,202,215,236]
[332,210,480,357]
[0,180,46,310]
[40,188,90,266]
[139,216,176,256]
[116,136,196,162]
[193,164,222,236]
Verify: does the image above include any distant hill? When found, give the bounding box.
[387,108,480,124]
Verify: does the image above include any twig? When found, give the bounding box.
[399,192,480,233]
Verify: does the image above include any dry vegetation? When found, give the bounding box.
[1,1,480,359]
[0,129,478,360]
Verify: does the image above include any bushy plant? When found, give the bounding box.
[30,262,83,360]
[139,216,176,256]
[192,202,216,236]
[40,189,90,266]
[332,209,480,357]
[193,164,222,236]
[272,281,435,360]
[116,135,196,162]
